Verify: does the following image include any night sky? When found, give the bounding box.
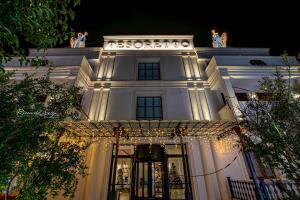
[72,0,299,56]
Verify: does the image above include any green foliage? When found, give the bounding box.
[30,57,48,67]
[0,0,80,66]
[241,70,300,184]
[17,57,50,68]
[0,71,88,199]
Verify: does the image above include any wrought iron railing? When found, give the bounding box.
[227,177,300,200]
[227,178,256,200]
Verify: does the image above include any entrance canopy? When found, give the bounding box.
[63,120,237,139]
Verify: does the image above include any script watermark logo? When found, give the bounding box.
[17,109,58,118]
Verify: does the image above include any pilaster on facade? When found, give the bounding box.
[198,140,222,200]
[103,53,116,81]
[188,88,201,120]
[88,87,102,121]
[96,52,116,81]
[182,52,202,81]
[198,88,212,120]
[182,55,193,80]
[98,88,110,121]
[87,85,110,121]
[97,54,108,80]
[190,55,201,80]
[188,140,209,200]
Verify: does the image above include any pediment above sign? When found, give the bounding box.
[103,35,194,50]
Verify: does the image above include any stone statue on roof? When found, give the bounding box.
[211,29,227,48]
[70,32,88,48]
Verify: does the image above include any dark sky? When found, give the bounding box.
[73,0,299,56]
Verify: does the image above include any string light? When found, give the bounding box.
[213,134,239,154]
[65,121,239,156]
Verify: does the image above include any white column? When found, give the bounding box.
[182,56,192,80]
[191,56,201,80]
[209,140,230,200]
[188,89,201,120]
[74,140,112,200]
[100,143,113,199]
[195,90,205,120]
[88,89,102,121]
[188,140,209,200]
[187,56,195,79]
[199,140,222,200]
[97,89,110,121]
[73,145,94,200]
[75,143,97,200]
[197,89,208,120]
[105,55,115,81]
[85,142,105,200]
[97,56,108,80]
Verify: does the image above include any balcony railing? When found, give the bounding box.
[227,177,300,200]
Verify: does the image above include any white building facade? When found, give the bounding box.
[5,35,300,200]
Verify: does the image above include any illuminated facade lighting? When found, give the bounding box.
[4,35,300,200]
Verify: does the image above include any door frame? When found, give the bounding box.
[133,160,166,200]
[107,144,193,200]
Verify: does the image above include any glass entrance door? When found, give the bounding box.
[108,144,193,200]
[135,161,164,199]
[132,144,166,200]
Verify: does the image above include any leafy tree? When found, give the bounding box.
[0,1,88,199]
[0,0,88,199]
[241,65,300,197]
[0,72,88,200]
[0,0,80,67]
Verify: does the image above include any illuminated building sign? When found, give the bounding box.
[103,35,194,50]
